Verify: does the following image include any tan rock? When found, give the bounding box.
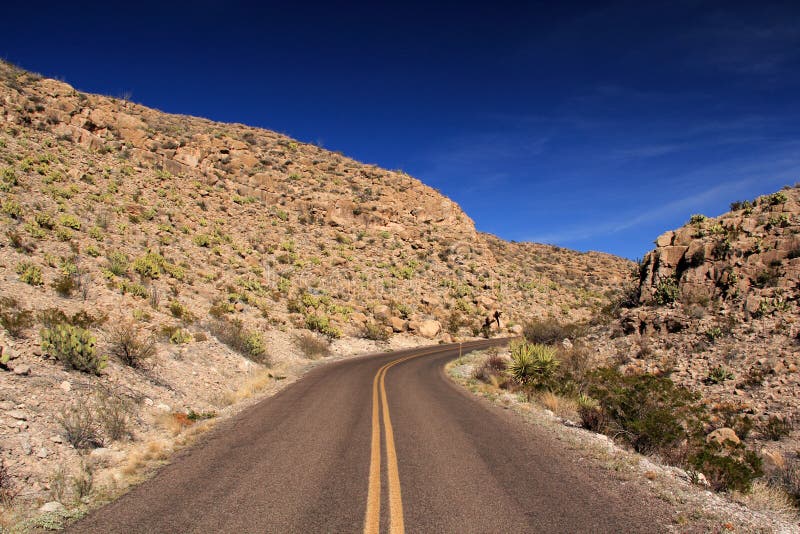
[389,317,406,333]
[418,320,441,339]
[706,427,740,446]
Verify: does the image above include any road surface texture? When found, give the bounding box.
[71,339,674,533]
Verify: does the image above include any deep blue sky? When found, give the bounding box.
[3,1,799,259]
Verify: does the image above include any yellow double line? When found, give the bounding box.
[363,341,493,534]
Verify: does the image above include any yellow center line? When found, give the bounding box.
[363,341,495,534]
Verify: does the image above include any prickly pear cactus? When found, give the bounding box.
[40,324,106,374]
[0,346,8,367]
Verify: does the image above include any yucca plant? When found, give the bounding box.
[509,340,560,392]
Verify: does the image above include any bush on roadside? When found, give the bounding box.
[208,318,270,364]
[523,318,584,345]
[509,340,560,392]
[295,332,331,359]
[362,322,389,341]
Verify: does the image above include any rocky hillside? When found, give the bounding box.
[0,60,632,524]
[603,186,800,465]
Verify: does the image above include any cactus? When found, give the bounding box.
[40,324,106,374]
[0,346,9,367]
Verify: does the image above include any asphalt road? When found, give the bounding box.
[70,339,672,533]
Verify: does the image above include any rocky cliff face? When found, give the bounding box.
[601,187,800,464]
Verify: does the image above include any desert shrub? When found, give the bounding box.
[208,318,270,364]
[106,251,129,276]
[168,300,194,323]
[94,390,133,441]
[0,296,33,338]
[119,279,148,298]
[132,252,164,279]
[689,214,707,224]
[509,340,559,392]
[15,261,43,285]
[473,352,508,384]
[295,333,331,359]
[34,212,54,229]
[769,457,800,506]
[59,214,81,230]
[761,415,793,441]
[523,318,584,345]
[689,446,763,493]
[768,191,788,205]
[71,460,95,499]
[166,327,192,345]
[305,313,342,339]
[706,365,734,384]
[41,323,106,374]
[57,398,103,449]
[654,275,679,305]
[583,368,703,455]
[38,308,105,330]
[106,323,156,368]
[52,272,78,297]
[362,322,389,341]
[2,198,22,219]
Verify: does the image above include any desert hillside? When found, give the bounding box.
[598,185,800,468]
[0,60,632,523]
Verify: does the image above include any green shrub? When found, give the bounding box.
[689,214,707,224]
[133,252,164,279]
[85,244,101,257]
[584,368,703,455]
[363,322,389,341]
[509,340,559,391]
[208,318,270,364]
[119,279,148,298]
[41,324,106,374]
[15,261,43,285]
[168,327,192,344]
[59,214,81,230]
[193,234,211,247]
[0,297,33,338]
[762,416,793,441]
[106,251,129,276]
[305,313,341,339]
[768,191,788,205]
[2,199,22,219]
[654,275,679,305]
[52,272,77,297]
[706,366,734,384]
[689,446,763,493]
[523,318,584,345]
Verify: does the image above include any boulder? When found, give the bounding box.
[418,320,441,339]
[706,427,740,446]
[373,305,391,321]
[655,231,674,247]
[389,317,406,333]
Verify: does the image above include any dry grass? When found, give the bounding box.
[156,412,194,436]
[120,440,170,477]
[735,481,797,517]
[537,391,578,420]
[219,369,273,406]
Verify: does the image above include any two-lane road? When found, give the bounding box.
[71,340,672,533]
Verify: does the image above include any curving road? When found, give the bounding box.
[70,339,672,533]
